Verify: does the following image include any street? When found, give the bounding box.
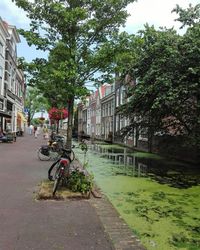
[0,133,114,250]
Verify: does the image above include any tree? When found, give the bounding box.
[173,4,200,147]
[172,3,200,28]
[117,4,200,150]
[25,87,50,125]
[13,0,136,149]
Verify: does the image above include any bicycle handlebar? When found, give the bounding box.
[60,147,75,162]
[61,148,72,153]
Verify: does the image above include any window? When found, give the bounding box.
[102,104,105,117]
[139,127,148,141]
[0,42,3,55]
[109,103,111,115]
[101,122,105,135]
[11,79,15,93]
[120,117,124,130]
[115,115,119,132]
[120,86,126,105]
[4,71,9,81]
[111,100,114,115]
[105,103,108,116]
[125,117,130,126]
[116,89,120,107]
[0,66,3,78]
[110,120,113,132]
[0,99,3,110]
[87,109,90,119]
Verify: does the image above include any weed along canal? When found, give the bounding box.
[74,141,200,250]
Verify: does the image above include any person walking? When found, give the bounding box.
[33,126,38,138]
[43,126,49,139]
[29,124,33,135]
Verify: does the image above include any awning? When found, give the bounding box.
[17,112,27,122]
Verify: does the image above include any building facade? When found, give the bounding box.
[0,18,26,134]
[77,76,145,149]
[101,84,115,141]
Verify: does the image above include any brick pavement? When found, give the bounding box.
[89,195,146,250]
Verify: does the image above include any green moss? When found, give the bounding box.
[73,145,200,250]
[99,144,125,150]
[133,151,164,160]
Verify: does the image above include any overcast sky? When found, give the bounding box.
[0,0,199,62]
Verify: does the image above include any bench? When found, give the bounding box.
[0,133,15,143]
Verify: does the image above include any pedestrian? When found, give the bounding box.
[33,126,38,138]
[29,124,33,135]
[43,126,49,139]
[37,126,41,135]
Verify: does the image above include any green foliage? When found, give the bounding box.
[79,141,88,153]
[31,118,40,125]
[13,0,137,93]
[79,140,89,168]
[172,3,200,28]
[13,0,136,148]
[67,170,93,194]
[25,87,50,123]
[170,232,200,249]
[116,4,200,149]
[151,191,166,200]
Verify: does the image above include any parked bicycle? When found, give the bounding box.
[48,147,75,196]
[37,135,65,161]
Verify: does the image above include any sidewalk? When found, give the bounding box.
[0,133,145,250]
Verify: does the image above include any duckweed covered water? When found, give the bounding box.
[74,143,200,250]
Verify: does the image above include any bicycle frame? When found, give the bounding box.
[49,148,75,196]
[55,158,70,180]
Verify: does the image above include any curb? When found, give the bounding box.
[89,191,146,250]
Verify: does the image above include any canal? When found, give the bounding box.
[73,141,200,250]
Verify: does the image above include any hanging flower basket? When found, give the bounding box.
[48,107,68,121]
[39,117,45,121]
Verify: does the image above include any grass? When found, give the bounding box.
[35,180,90,200]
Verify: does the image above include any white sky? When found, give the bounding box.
[0,0,199,62]
[125,0,199,32]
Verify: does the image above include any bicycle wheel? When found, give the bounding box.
[49,150,60,161]
[52,166,62,195]
[52,176,61,196]
[69,150,75,162]
[37,147,51,161]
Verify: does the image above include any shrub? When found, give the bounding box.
[67,169,93,194]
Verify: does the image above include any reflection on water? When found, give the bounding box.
[90,143,200,189]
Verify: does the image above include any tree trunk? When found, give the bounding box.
[148,129,153,153]
[147,115,153,153]
[27,111,31,126]
[66,97,74,150]
[56,120,59,134]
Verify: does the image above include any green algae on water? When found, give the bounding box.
[133,151,163,160]
[74,143,200,250]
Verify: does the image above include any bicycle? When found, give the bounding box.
[48,147,75,196]
[37,136,65,161]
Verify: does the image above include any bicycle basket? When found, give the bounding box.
[41,145,49,156]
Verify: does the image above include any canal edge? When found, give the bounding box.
[89,191,146,250]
